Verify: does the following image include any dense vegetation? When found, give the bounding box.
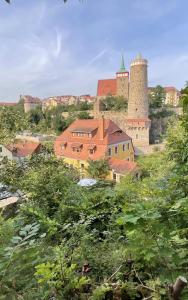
[0,86,188,299]
[0,101,92,144]
[102,95,128,112]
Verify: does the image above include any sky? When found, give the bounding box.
[0,0,188,101]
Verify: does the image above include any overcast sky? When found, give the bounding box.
[0,0,188,101]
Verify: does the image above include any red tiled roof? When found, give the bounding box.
[164,87,178,92]
[109,157,138,174]
[97,79,117,97]
[0,102,17,106]
[54,119,132,161]
[6,142,41,157]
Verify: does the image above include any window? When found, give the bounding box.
[108,148,112,156]
[115,146,118,154]
[113,173,117,181]
[136,134,138,139]
[123,144,125,151]
[81,163,84,168]
[127,157,130,161]
[89,149,94,154]
[73,147,81,152]
[127,143,129,150]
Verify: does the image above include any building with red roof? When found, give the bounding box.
[54,118,138,182]
[97,56,129,99]
[0,141,42,163]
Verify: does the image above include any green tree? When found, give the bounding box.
[103,95,127,111]
[77,111,92,119]
[87,159,110,179]
[149,85,166,108]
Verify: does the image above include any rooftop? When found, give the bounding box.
[5,141,40,157]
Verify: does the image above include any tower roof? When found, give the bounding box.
[119,55,126,72]
[136,53,142,59]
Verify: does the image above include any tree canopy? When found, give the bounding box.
[149,85,166,108]
[1,86,188,298]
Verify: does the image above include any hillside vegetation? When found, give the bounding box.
[0,86,188,299]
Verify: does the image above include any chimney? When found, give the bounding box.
[99,116,105,140]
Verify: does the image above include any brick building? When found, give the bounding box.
[54,118,138,182]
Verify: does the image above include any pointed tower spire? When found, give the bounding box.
[119,54,126,72]
[136,53,142,60]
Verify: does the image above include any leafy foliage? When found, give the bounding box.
[87,159,110,179]
[103,95,128,111]
[149,85,166,108]
[1,85,188,298]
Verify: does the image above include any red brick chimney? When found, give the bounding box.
[99,116,105,140]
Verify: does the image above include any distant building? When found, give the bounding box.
[148,86,180,107]
[0,102,17,107]
[0,141,42,162]
[54,118,138,182]
[22,95,41,113]
[164,87,180,106]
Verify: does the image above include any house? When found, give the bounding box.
[164,87,180,107]
[0,141,41,162]
[54,118,138,182]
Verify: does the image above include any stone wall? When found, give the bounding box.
[128,58,148,119]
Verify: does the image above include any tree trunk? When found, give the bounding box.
[170,276,187,300]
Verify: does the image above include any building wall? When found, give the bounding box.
[62,157,126,182]
[116,72,129,99]
[107,141,134,161]
[165,90,180,106]
[0,145,13,161]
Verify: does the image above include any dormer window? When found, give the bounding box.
[71,127,97,138]
[71,143,83,152]
[88,144,96,155]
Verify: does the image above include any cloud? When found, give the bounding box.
[86,49,107,67]
[0,0,187,100]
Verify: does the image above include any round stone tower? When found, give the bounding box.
[128,54,148,119]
